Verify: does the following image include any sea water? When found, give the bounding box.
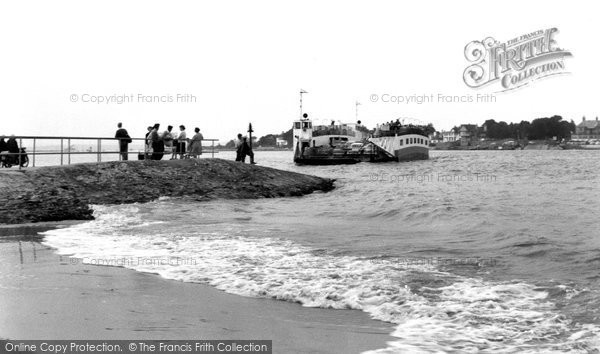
[42,150,600,352]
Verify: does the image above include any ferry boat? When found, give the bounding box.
[293,114,430,165]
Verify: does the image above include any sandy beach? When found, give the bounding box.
[0,224,394,353]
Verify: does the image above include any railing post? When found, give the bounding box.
[68,138,71,165]
[97,139,101,162]
[60,138,64,165]
[32,138,36,167]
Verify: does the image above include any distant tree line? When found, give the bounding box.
[452,115,575,140]
[252,116,574,147]
[253,129,294,147]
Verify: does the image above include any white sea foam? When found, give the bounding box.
[41,205,600,353]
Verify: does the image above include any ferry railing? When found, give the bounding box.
[0,136,219,170]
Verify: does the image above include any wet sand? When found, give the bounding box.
[0,225,394,353]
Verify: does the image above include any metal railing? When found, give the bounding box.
[0,136,219,170]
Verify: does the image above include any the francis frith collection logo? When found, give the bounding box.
[463,28,572,92]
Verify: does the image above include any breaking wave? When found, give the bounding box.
[42,205,600,353]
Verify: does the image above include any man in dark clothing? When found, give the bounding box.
[240,136,256,164]
[5,136,20,165]
[149,123,164,160]
[6,136,19,153]
[115,122,132,160]
[0,137,7,166]
[235,133,243,162]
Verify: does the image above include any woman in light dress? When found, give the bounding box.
[187,127,204,158]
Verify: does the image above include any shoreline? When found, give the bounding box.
[0,229,395,353]
[0,159,335,225]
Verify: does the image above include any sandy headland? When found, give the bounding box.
[0,159,335,224]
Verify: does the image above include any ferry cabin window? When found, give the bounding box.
[400,139,403,146]
[295,122,301,129]
[302,122,310,129]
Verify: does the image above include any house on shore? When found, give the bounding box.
[276,138,288,147]
[441,130,460,142]
[572,116,600,140]
[459,124,479,146]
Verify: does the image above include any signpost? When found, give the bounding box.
[248,123,254,148]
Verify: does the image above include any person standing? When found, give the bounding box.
[6,135,19,154]
[247,136,256,164]
[178,125,187,159]
[170,128,179,160]
[235,133,243,162]
[240,136,256,164]
[115,122,132,160]
[144,126,153,158]
[5,135,19,165]
[162,125,174,157]
[188,127,204,158]
[0,136,7,152]
[149,123,164,160]
[0,136,6,166]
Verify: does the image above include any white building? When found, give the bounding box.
[276,138,288,147]
[441,130,460,142]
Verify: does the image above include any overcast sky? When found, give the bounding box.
[0,0,597,143]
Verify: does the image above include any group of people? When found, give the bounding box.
[0,135,23,166]
[115,123,204,161]
[379,119,404,132]
[0,136,19,154]
[145,123,204,160]
[235,133,255,164]
[115,123,257,164]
